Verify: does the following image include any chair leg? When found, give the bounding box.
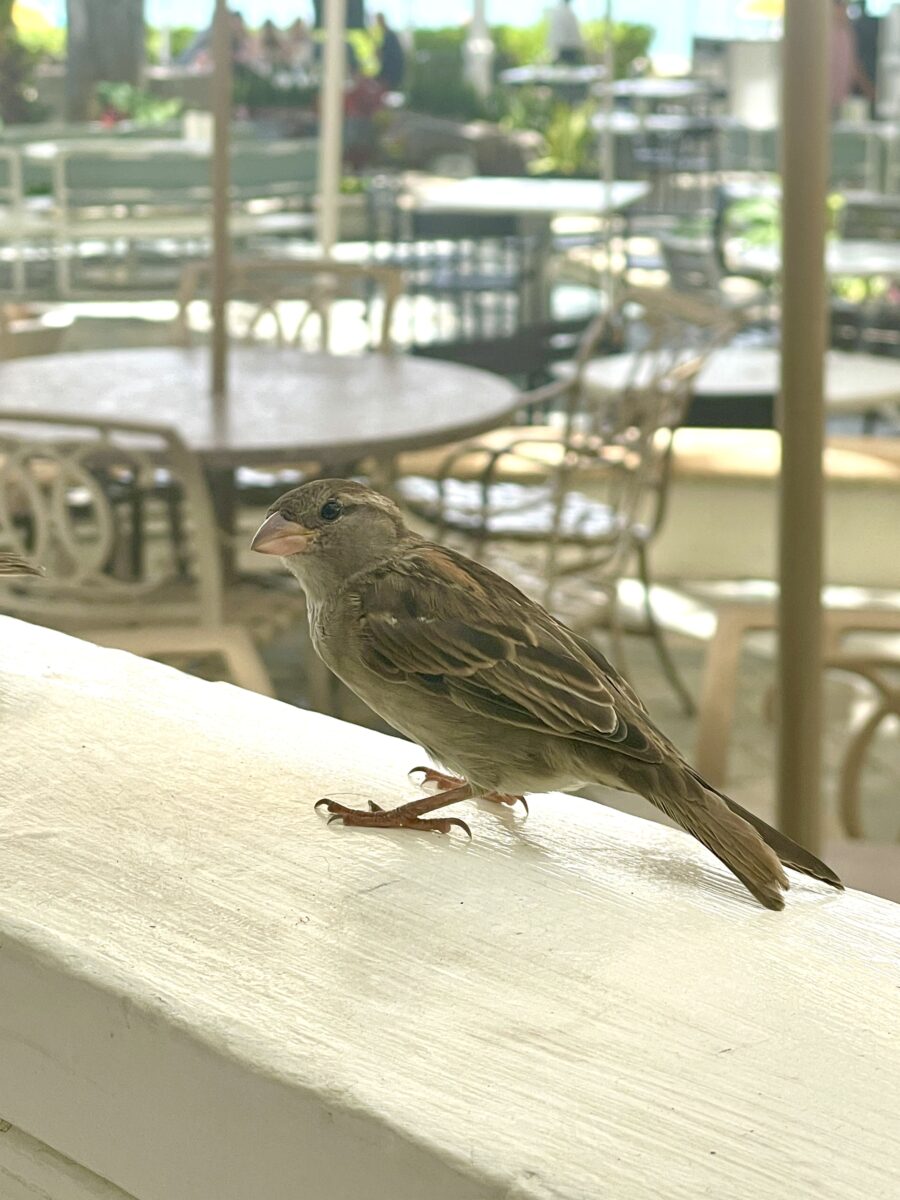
[12,250,26,295]
[694,608,760,788]
[604,583,631,682]
[836,703,889,841]
[636,541,695,716]
[84,625,275,697]
[214,626,277,696]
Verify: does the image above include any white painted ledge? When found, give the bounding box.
[0,616,898,1200]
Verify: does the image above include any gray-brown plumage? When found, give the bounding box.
[251,479,843,911]
[0,553,42,577]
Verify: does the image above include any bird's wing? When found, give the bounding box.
[355,543,665,764]
[0,553,41,577]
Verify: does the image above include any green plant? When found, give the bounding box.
[407,28,486,121]
[722,196,781,247]
[528,102,596,177]
[0,0,47,124]
[14,23,65,59]
[493,17,652,77]
[718,191,877,302]
[582,20,653,78]
[492,21,547,69]
[231,64,317,111]
[145,25,198,66]
[95,81,183,125]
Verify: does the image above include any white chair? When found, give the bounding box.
[0,411,281,695]
[0,146,54,296]
[174,256,404,354]
[398,288,736,712]
[49,141,318,295]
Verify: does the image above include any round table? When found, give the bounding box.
[591,77,720,109]
[555,346,900,427]
[0,347,520,468]
[500,64,607,87]
[728,239,900,281]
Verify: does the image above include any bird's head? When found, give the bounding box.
[250,479,409,597]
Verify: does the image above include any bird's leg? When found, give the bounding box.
[409,766,529,815]
[315,783,474,836]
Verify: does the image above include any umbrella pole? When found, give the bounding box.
[317,0,347,256]
[777,0,830,850]
[211,0,232,412]
[601,0,615,310]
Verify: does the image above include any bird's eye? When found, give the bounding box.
[319,498,343,522]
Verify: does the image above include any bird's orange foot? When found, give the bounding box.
[409,766,528,815]
[315,797,472,837]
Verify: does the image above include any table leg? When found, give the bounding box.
[206,466,238,580]
[520,215,552,324]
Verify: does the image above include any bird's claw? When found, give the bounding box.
[492,793,528,815]
[408,766,527,814]
[408,765,459,791]
[315,797,471,838]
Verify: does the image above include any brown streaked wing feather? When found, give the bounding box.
[569,627,652,717]
[0,553,41,577]
[357,544,665,764]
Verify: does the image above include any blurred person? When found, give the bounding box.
[344,61,385,170]
[374,12,405,91]
[830,0,874,116]
[174,7,250,69]
[849,0,881,114]
[548,0,584,66]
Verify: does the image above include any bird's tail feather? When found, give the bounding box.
[653,781,791,910]
[715,787,843,891]
[647,766,844,909]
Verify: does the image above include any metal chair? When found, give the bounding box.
[631,116,720,214]
[0,411,282,694]
[839,192,900,242]
[398,288,736,712]
[175,256,407,510]
[364,177,540,347]
[659,232,776,334]
[50,141,318,295]
[174,256,404,353]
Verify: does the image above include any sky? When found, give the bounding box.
[28,1,898,65]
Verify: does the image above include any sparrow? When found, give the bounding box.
[251,480,842,911]
[0,553,42,577]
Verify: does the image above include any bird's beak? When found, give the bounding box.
[250,512,316,556]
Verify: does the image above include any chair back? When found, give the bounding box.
[366,173,408,246]
[0,147,24,210]
[659,233,722,298]
[840,192,900,242]
[545,286,735,579]
[0,412,224,629]
[229,140,318,204]
[830,127,879,192]
[175,257,404,353]
[53,140,317,216]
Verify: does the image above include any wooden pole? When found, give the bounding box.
[777,0,830,850]
[210,0,232,412]
[601,0,615,308]
[317,0,347,256]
